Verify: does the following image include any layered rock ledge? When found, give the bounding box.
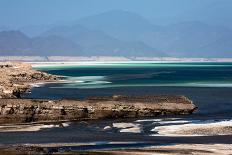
[0,61,57,98]
[0,95,197,124]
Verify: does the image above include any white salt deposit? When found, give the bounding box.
[151,119,232,137]
[113,123,142,133]
[103,126,111,130]
[0,122,71,132]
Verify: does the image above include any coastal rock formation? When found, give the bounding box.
[0,95,197,124]
[0,61,57,98]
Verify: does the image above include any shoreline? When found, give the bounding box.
[1,56,232,63]
[0,61,57,98]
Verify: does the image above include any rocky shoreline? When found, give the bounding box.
[0,61,57,98]
[0,95,196,124]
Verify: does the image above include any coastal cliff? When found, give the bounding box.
[0,95,196,124]
[0,61,57,98]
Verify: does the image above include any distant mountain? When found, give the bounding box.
[30,35,83,56]
[140,21,232,57]
[0,31,82,56]
[0,31,33,55]
[19,25,52,37]
[76,10,158,41]
[73,10,232,57]
[42,24,163,56]
[0,30,162,57]
[199,36,232,57]
[1,10,232,58]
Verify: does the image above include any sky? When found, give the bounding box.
[0,0,226,28]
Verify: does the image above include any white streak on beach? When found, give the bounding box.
[151,119,232,137]
[0,122,71,132]
[113,123,142,133]
[135,118,181,123]
[103,126,111,130]
[154,120,196,125]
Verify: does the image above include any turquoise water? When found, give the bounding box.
[34,62,232,89]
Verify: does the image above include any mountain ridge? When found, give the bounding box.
[1,10,232,57]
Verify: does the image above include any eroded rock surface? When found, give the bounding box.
[0,95,197,124]
[0,61,57,98]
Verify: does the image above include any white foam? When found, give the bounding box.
[74,80,85,83]
[30,83,45,88]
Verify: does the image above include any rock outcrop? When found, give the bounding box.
[0,61,57,98]
[0,95,197,124]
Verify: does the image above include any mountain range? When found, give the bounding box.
[0,9,232,57]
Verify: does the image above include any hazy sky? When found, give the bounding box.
[0,0,230,28]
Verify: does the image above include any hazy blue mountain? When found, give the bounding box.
[0,31,83,56]
[0,31,33,55]
[31,35,83,56]
[199,36,232,57]
[19,25,52,37]
[42,24,163,56]
[42,25,119,46]
[76,10,158,41]
[140,21,232,57]
[1,9,232,57]
[0,30,162,57]
[72,10,232,57]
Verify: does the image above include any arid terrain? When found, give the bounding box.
[0,61,57,98]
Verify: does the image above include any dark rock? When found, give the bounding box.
[0,95,197,124]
